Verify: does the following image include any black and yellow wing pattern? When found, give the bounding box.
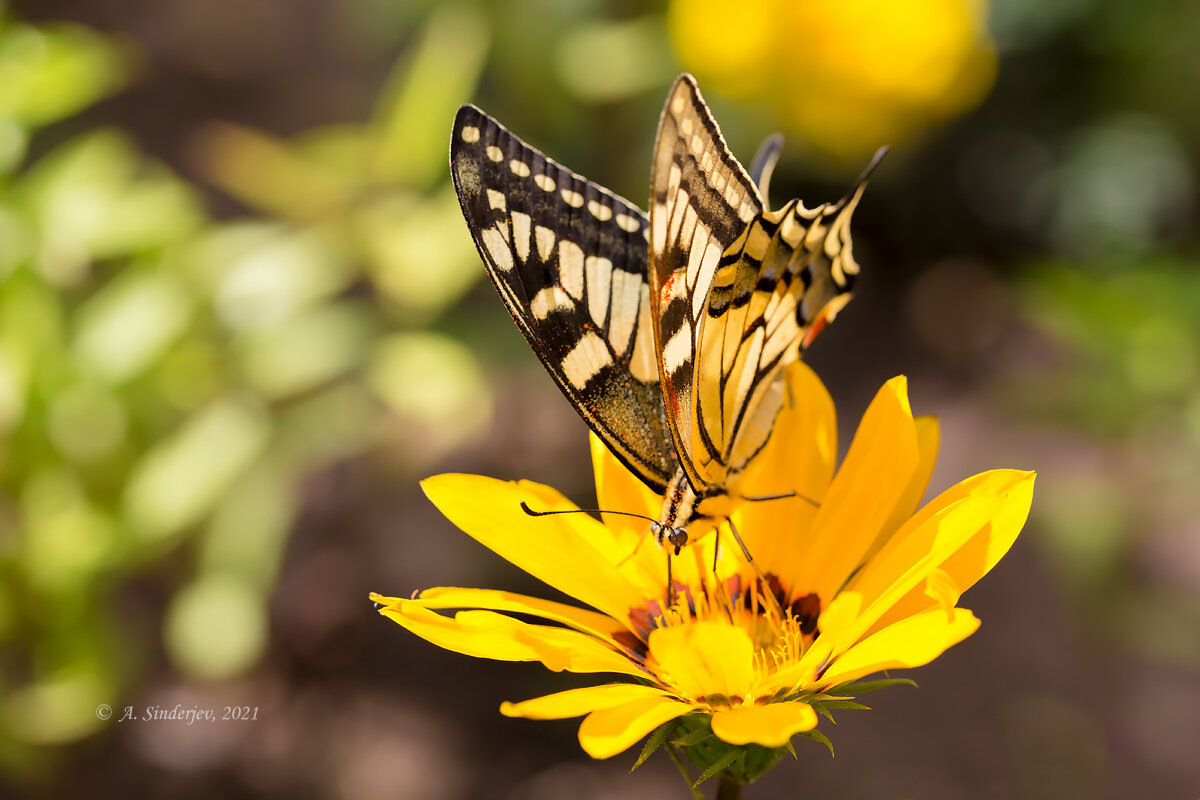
[451,75,880,540]
[649,75,882,498]
[450,105,676,492]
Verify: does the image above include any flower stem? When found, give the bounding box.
[716,775,744,800]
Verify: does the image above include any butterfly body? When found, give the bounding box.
[450,75,879,553]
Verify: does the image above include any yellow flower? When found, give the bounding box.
[373,363,1033,769]
[667,0,997,161]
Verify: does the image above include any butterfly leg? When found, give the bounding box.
[726,517,784,619]
[617,523,655,567]
[665,550,675,607]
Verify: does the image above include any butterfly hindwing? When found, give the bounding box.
[450,105,676,491]
[694,175,873,483]
[648,74,764,493]
[649,77,879,494]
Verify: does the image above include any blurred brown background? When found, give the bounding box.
[0,0,1198,797]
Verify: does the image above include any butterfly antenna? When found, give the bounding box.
[520,501,658,524]
[742,490,820,508]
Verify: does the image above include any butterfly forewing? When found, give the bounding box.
[451,105,676,491]
[648,75,764,493]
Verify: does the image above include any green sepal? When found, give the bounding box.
[693,750,742,789]
[631,720,674,772]
[670,714,788,786]
[797,729,836,757]
[834,677,918,694]
[818,700,871,711]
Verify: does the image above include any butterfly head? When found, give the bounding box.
[650,521,689,555]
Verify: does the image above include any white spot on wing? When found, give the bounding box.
[487,189,506,211]
[510,159,531,177]
[615,213,641,233]
[486,145,504,162]
[461,125,480,143]
[607,269,642,354]
[628,287,657,383]
[690,231,721,319]
[534,225,555,261]
[585,255,613,329]
[511,211,531,262]
[587,200,612,221]
[662,322,692,373]
[558,240,585,299]
[562,331,613,390]
[561,188,584,208]
[530,287,574,319]
[534,173,555,192]
[481,227,513,272]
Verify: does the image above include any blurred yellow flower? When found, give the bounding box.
[374,363,1033,773]
[668,0,997,161]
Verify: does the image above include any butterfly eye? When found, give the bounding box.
[669,528,688,555]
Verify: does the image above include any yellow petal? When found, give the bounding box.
[648,620,754,701]
[932,470,1035,594]
[710,701,818,747]
[590,432,662,533]
[377,601,547,662]
[414,586,626,639]
[835,493,1002,645]
[578,695,693,759]
[789,376,921,602]
[923,568,961,617]
[818,607,980,687]
[734,361,836,579]
[421,473,645,621]
[866,414,940,561]
[454,609,647,676]
[851,469,1034,635]
[501,683,670,719]
[377,601,644,677]
[586,435,682,596]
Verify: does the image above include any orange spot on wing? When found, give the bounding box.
[801,313,830,350]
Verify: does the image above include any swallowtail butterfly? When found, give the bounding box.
[451,74,880,554]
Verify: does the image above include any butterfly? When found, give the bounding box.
[451,74,881,556]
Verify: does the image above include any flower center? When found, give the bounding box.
[634,571,823,703]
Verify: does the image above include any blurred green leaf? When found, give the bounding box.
[372,3,489,187]
[164,574,266,679]
[0,206,35,279]
[237,301,374,399]
[5,662,112,745]
[368,331,491,457]
[72,265,193,384]
[0,20,126,128]
[122,398,270,546]
[195,122,365,220]
[275,383,376,465]
[46,381,127,463]
[19,467,115,591]
[199,460,292,589]
[357,186,481,316]
[555,16,676,102]
[22,131,204,284]
[187,223,354,332]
